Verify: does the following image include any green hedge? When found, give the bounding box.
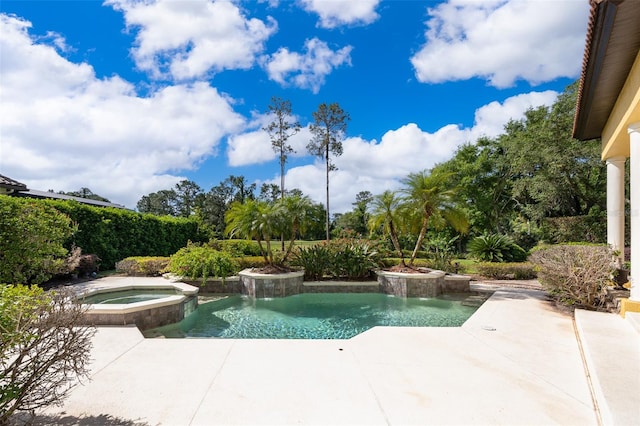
[115,256,170,276]
[0,197,75,284]
[475,262,537,280]
[38,199,201,269]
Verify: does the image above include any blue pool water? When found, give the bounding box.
[145,293,480,339]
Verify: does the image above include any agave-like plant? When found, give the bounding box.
[468,233,526,262]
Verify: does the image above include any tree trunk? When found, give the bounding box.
[409,216,430,266]
[325,144,330,241]
[389,220,406,266]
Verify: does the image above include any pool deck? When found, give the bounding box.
[32,277,639,425]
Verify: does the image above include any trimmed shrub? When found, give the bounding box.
[476,262,537,280]
[168,244,238,282]
[115,256,170,276]
[0,285,95,422]
[468,234,527,263]
[0,196,76,285]
[381,258,429,268]
[529,245,615,309]
[235,256,269,270]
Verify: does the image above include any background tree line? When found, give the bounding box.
[336,82,628,251]
[138,82,628,252]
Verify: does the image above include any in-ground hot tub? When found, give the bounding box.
[77,280,199,330]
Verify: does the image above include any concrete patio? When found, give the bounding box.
[31,278,639,425]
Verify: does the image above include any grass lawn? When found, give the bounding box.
[267,240,321,251]
[454,258,479,274]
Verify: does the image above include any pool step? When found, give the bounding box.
[461,294,490,307]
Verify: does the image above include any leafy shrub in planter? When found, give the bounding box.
[168,244,238,282]
[292,245,332,280]
[529,245,615,309]
[468,234,527,262]
[292,238,384,280]
[476,262,537,280]
[115,256,170,276]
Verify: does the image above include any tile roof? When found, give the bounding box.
[0,174,28,191]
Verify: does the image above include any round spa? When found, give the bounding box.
[77,281,199,330]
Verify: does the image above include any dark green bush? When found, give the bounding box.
[292,238,384,280]
[476,262,537,280]
[39,199,201,269]
[168,244,238,282]
[529,245,614,309]
[468,234,527,262]
[291,245,332,280]
[0,196,76,284]
[115,256,170,276]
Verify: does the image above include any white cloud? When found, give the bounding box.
[469,90,558,139]
[299,0,380,28]
[106,0,277,80]
[410,0,589,87]
[0,13,244,208]
[280,90,559,213]
[261,38,352,93]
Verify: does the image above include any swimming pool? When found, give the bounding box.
[144,293,481,339]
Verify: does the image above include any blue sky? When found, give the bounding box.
[0,0,590,212]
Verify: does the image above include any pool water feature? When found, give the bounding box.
[144,292,481,339]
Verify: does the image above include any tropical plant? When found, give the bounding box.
[368,190,406,265]
[292,245,332,280]
[468,234,527,262]
[291,238,384,280]
[401,169,469,266]
[1,285,95,423]
[423,235,459,272]
[325,238,383,279]
[307,102,350,241]
[225,199,280,265]
[277,194,315,263]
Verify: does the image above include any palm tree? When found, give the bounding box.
[276,194,314,263]
[368,190,406,266]
[225,200,279,265]
[401,169,469,266]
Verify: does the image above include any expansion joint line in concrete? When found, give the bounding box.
[573,316,603,426]
[346,347,392,426]
[188,341,236,425]
[87,327,146,378]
